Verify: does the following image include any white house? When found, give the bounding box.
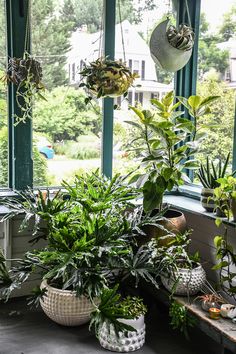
[67,20,173,109]
[218,39,236,89]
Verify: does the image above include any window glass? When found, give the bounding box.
[195,0,236,177]
[113,0,174,175]
[0,0,8,187]
[31,0,102,186]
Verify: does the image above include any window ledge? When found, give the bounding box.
[165,194,236,227]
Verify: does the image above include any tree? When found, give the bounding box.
[198,12,229,79]
[197,78,235,162]
[31,0,75,90]
[219,5,236,41]
[33,87,102,142]
[66,0,157,33]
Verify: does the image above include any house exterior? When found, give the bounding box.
[218,39,236,89]
[67,20,173,109]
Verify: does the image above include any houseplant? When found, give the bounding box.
[197,153,234,212]
[0,172,164,327]
[90,286,147,352]
[2,52,46,124]
[126,91,219,241]
[156,232,206,296]
[79,57,138,104]
[150,18,194,72]
[212,176,236,220]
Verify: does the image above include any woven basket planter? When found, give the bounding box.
[161,263,206,296]
[98,315,145,352]
[40,280,97,326]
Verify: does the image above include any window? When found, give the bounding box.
[194,0,236,180]
[133,60,139,75]
[31,0,102,186]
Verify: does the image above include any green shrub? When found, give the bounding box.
[54,135,100,160]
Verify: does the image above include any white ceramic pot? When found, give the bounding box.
[161,263,206,296]
[98,315,145,352]
[200,188,215,212]
[40,280,98,326]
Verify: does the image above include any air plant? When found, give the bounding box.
[79,57,138,104]
[167,24,194,51]
[2,52,46,124]
[197,153,236,189]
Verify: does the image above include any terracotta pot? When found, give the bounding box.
[40,280,98,326]
[98,315,145,352]
[200,188,215,212]
[142,209,187,246]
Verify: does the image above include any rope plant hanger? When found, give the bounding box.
[79,0,138,104]
[1,0,46,124]
[149,0,194,72]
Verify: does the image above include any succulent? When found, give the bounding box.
[2,51,46,124]
[197,152,236,189]
[196,293,225,305]
[79,57,138,103]
[167,24,194,51]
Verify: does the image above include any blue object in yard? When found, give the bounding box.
[38,145,54,159]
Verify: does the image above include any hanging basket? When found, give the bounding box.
[149,19,193,72]
[79,57,138,101]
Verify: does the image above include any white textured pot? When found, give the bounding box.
[98,315,145,352]
[40,280,98,326]
[161,263,206,296]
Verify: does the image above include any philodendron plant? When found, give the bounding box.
[126,91,219,212]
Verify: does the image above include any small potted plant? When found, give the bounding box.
[213,176,236,220]
[79,57,138,104]
[197,153,234,212]
[90,286,147,352]
[150,18,194,72]
[156,232,206,296]
[2,52,46,124]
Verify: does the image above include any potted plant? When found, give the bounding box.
[213,176,236,220]
[150,18,194,72]
[156,232,206,296]
[197,153,234,212]
[2,52,46,124]
[79,57,138,104]
[0,172,163,327]
[90,286,147,352]
[126,91,219,242]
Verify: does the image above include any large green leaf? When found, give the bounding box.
[143,178,166,212]
[198,95,220,108]
[187,96,201,110]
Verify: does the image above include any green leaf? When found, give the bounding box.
[150,98,165,111]
[129,106,145,123]
[143,178,166,212]
[198,95,219,108]
[215,219,222,228]
[184,160,199,169]
[212,261,229,270]
[187,96,201,110]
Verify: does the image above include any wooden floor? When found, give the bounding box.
[0,297,220,354]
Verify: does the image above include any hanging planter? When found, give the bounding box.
[149,18,194,72]
[79,57,138,103]
[2,52,46,124]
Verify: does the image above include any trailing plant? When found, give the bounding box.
[197,152,235,189]
[167,24,194,51]
[126,91,219,211]
[2,52,46,124]
[212,176,236,218]
[90,285,147,337]
[79,57,138,104]
[169,300,196,340]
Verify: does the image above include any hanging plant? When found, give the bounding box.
[167,24,194,51]
[2,52,46,124]
[79,57,138,104]
[150,0,195,72]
